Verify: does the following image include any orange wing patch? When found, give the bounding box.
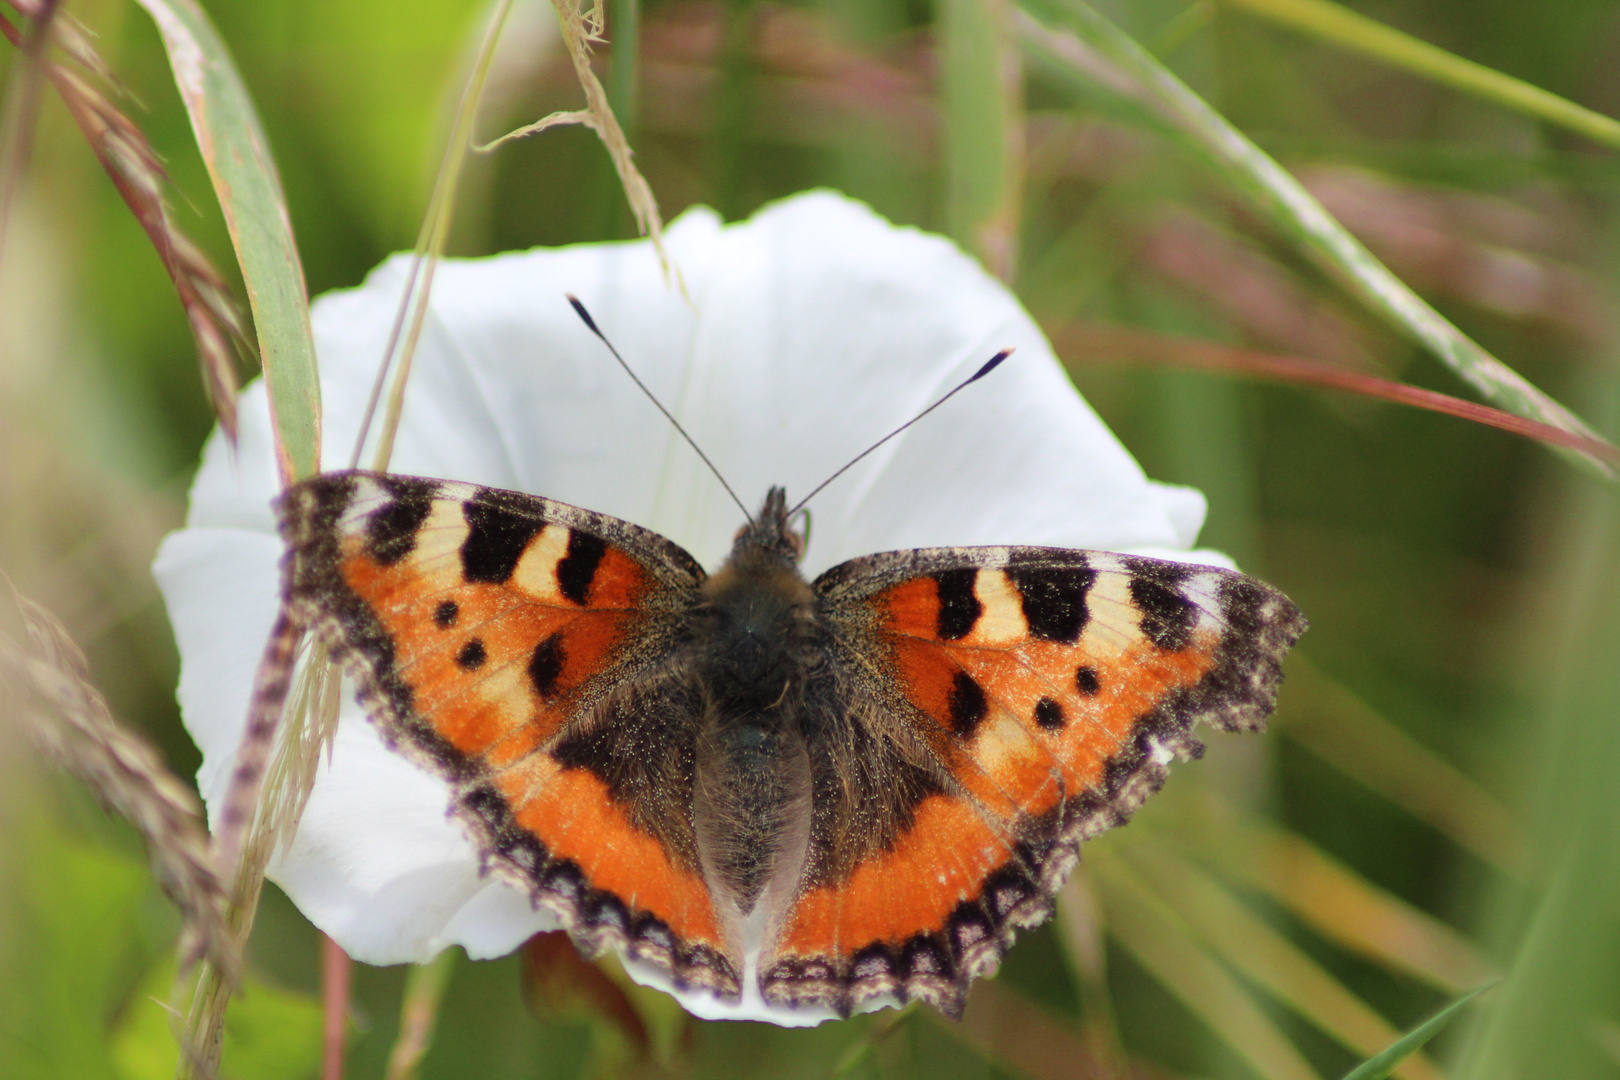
[492,756,724,949]
[335,510,655,768]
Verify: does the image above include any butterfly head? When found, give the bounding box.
[729,486,805,568]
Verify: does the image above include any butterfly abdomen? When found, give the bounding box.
[689,533,820,917]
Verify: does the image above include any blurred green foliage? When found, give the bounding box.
[3,0,1620,1078]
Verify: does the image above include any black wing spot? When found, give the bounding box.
[1007,564,1095,643]
[461,491,543,584]
[528,633,566,699]
[947,671,988,737]
[365,478,436,565]
[434,600,459,628]
[934,569,982,640]
[556,530,608,605]
[456,638,487,670]
[1129,563,1198,651]
[1034,697,1065,730]
[1075,665,1100,696]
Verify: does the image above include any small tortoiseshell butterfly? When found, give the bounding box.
[271,314,1305,1020]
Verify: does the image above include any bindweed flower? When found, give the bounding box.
[154,190,1225,1024]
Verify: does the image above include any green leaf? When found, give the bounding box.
[1339,984,1493,1080]
[1014,0,1614,479]
[0,823,147,1080]
[1221,0,1620,152]
[113,959,322,1080]
[131,0,321,485]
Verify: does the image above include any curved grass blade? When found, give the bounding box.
[1055,869,1129,1071]
[1125,837,1440,1080]
[131,0,319,487]
[1046,320,1620,466]
[1340,984,1493,1080]
[1165,790,1499,995]
[1014,0,1611,479]
[1279,658,1527,878]
[1093,850,1323,1080]
[1220,0,1620,152]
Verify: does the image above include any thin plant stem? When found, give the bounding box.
[365,0,516,472]
[383,949,458,1080]
[321,935,351,1080]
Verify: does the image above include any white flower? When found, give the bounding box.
[154,190,1223,1024]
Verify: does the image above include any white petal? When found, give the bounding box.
[152,527,283,810]
[156,190,1223,1024]
[269,716,554,964]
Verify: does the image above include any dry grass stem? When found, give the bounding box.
[0,0,61,258]
[4,0,112,80]
[359,0,515,471]
[0,2,251,443]
[483,0,676,284]
[0,592,235,980]
[180,627,343,1080]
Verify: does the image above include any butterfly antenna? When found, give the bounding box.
[567,294,752,522]
[788,348,1014,517]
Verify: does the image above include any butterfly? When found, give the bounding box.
[273,457,1305,1020]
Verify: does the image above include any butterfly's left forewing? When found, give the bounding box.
[278,471,741,997]
[765,547,1306,1016]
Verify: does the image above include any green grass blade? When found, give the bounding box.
[1453,401,1620,1078]
[1172,793,1499,995]
[608,0,640,142]
[1015,0,1612,480]
[132,0,320,486]
[939,0,1022,280]
[383,949,458,1080]
[1221,0,1620,151]
[1094,851,1324,1080]
[1280,658,1526,877]
[1340,984,1492,1080]
[1126,838,1441,1079]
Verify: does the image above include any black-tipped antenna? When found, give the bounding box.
[788,348,1014,516]
[567,294,752,521]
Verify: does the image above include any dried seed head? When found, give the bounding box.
[0,592,237,980]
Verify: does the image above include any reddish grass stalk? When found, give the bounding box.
[322,934,351,1080]
[1046,320,1620,464]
